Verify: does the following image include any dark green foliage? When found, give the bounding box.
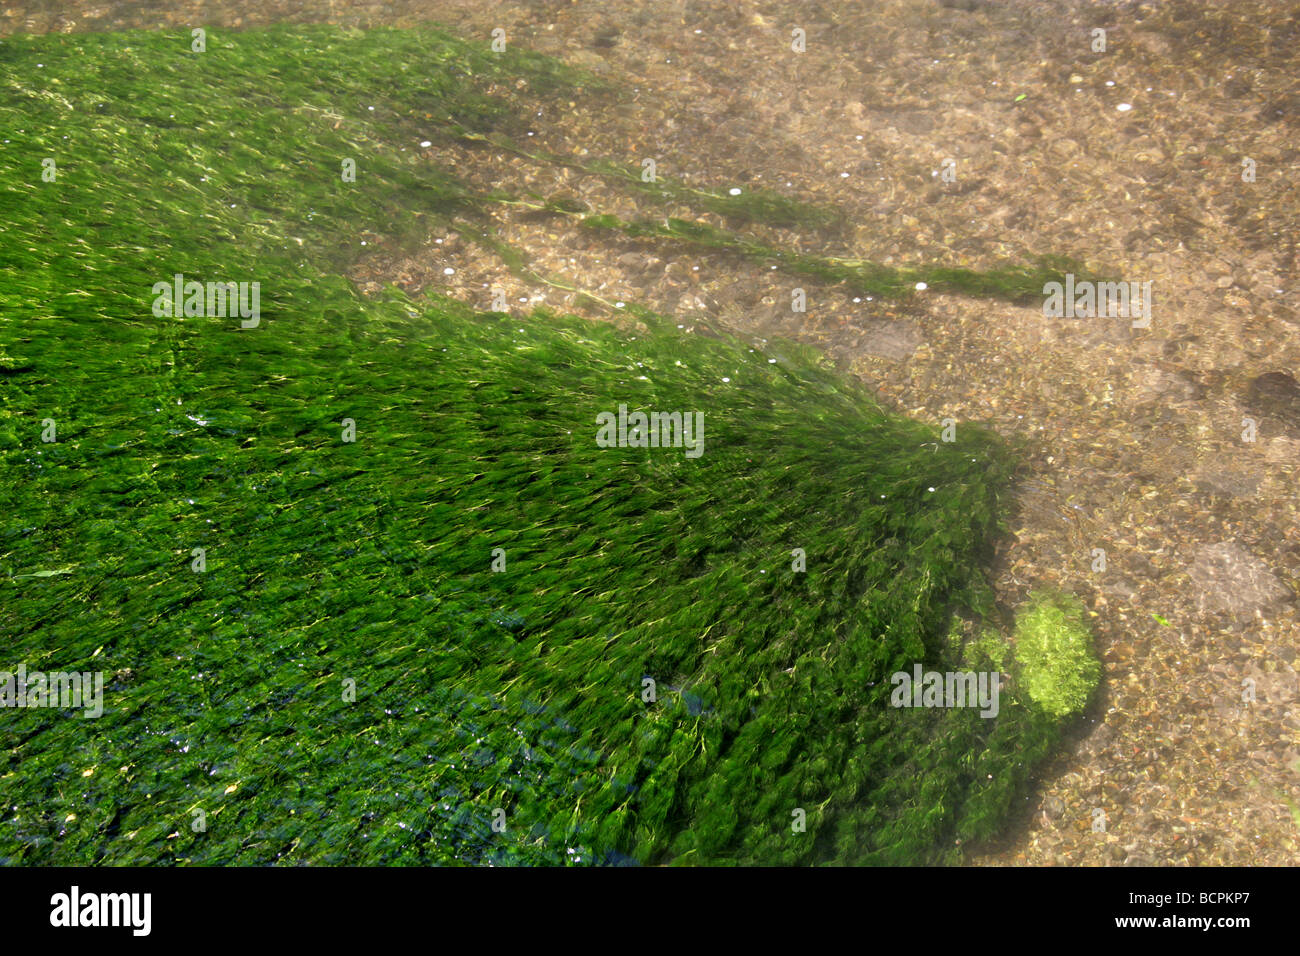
[0,24,1087,865]
[581,215,1096,303]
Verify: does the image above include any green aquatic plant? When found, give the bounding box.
[1012,591,1102,719]
[445,111,1101,303]
[0,23,1095,866]
[453,131,849,232]
[580,213,1090,303]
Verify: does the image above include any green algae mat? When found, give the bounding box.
[0,24,1098,865]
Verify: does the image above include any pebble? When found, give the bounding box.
[1187,542,1293,622]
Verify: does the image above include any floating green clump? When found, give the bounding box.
[0,23,1093,866]
[1012,592,1102,719]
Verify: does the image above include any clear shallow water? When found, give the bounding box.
[5,1,1294,868]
